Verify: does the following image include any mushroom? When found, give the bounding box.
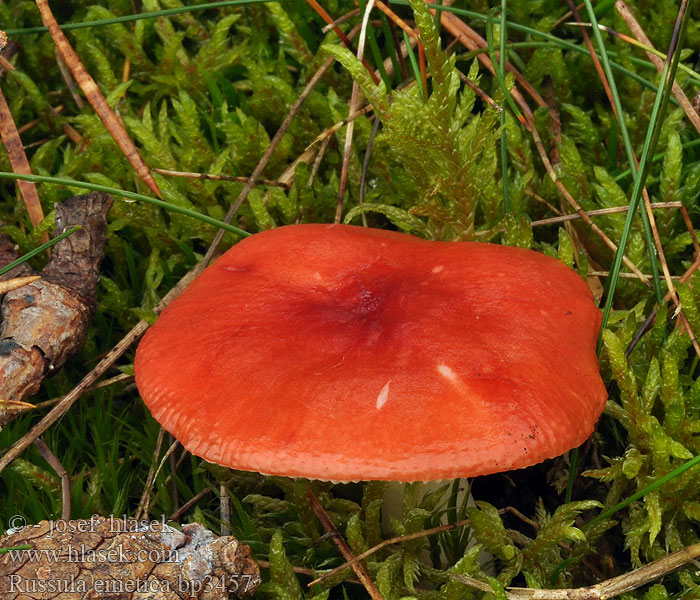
[134,224,606,483]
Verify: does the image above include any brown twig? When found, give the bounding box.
[34,437,70,520]
[451,541,700,600]
[35,0,162,198]
[306,484,384,600]
[679,204,700,257]
[0,86,44,229]
[309,516,473,587]
[168,486,212,522]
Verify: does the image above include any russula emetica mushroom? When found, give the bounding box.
[134,224,606,482]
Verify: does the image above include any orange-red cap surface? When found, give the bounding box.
[135,224,607,482]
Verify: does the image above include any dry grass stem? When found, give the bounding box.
[17,104,63,134]
[321,8,360,33]
[27,373,135,412]
[305,105,375,156]
[457,69,503,112]
[152,168,291,189]
[628,253,700,355]
[615,1,700,135]
[589,270,681,280]
[34,437,71,520]
[528,119,652,287]
[553,2,586,28]
[641,191,700,357]
[55,50,84,110]
[136,427,166,521]
[256,560,321,578]
[0,54,13,72]
[426,0,548,127]
[531,202,683,226]
[336,4,376,223]
[121,57,131,83]
[309,136,332,187]
[585,1,700,356]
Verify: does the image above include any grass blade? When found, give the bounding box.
[0,172,250,238]
[5,0,274,35]
[581,0,662,303]
[402,31,424,100]
[596,0,692,345]
[0,226,80,277]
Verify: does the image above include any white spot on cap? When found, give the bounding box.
[376,380,391,410]
[437,364,457,383]
[432,265,444,273]
[436,364,471,398]
[314,272,322,281]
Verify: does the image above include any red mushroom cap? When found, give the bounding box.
[135,224,606,482]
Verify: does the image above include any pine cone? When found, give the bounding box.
[0,515,261,599]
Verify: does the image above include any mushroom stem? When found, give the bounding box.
[381,480,479,563]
